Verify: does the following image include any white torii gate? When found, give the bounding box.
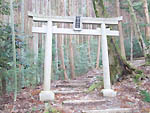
[29,13,122,101]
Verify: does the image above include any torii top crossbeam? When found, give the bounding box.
[28,12,122,101]
[28,12,122,24]
[29,12,122,37]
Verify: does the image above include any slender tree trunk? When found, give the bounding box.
[27,0,33,51]
[116,0,126,59]
[87,36,92,64]
[21,0,25,87]
[1,69,6,95]
[130,22,133,61]
[40,0,46,83]
[143,0,150,41]
[68,0,75,79]
[56,0,61,79]
[91,0,101,69]
[10,0,17,101]
[55,0,59,73]
[58,35,69,80]
[55,35,59,70]
[32,0,39,84]
[1,77,6,95]
[64,0,70,71]
[96,36,101,69]
[52,0,58,71]
[69,36,75,79]
[127,0,147,57]
[57,0,69,80]
[86,0,92,65]
[15,0,21,90]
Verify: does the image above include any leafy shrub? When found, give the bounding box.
[133,73,144,83]
[140,90,150,103]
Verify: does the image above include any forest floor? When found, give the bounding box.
[0,59,150,113]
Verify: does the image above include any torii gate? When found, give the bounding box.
[28,12,122,101]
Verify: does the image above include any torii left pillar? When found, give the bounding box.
[39,20,55,101]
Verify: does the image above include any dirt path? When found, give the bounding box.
[1,60,150,113]
[50,69,135,113]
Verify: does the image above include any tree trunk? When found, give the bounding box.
[0,69,6,95]
[55,35,59,70]
[91,0,101,69]
[86,0,92,65]
[96,36,101,69]
[116,0,126,59]
[1,77,6,95]
[143,0,150,41]
[142,0,150,64]
[32,0,39,84]
[58,35,69,80]
[21,0,25,88]
[130,21,133,61]
[108,38,137,83]
[68,0,75,79]
[69,36,76,79]
[10,0,17,101]
[57,0,69,80]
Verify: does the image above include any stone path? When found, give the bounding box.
[51,69,136,113]
[130,59,145,67]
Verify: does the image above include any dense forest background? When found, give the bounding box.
[0,0,150,96]
[0,0,150,112]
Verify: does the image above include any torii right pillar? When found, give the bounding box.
[101,23,117,97]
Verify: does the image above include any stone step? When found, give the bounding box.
[63,99,106,106]
[56,83,87,88]
[53,90,86,94]
[82,108,133,113]
[58,79,91,84]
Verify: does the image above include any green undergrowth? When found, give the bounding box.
[44,107,61,113]
[42,103,61,113]
[145,62,150,66]
[140,90,150,103]
[49,108,61,113]
[133,73,145,83]
[87,76,103,93]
